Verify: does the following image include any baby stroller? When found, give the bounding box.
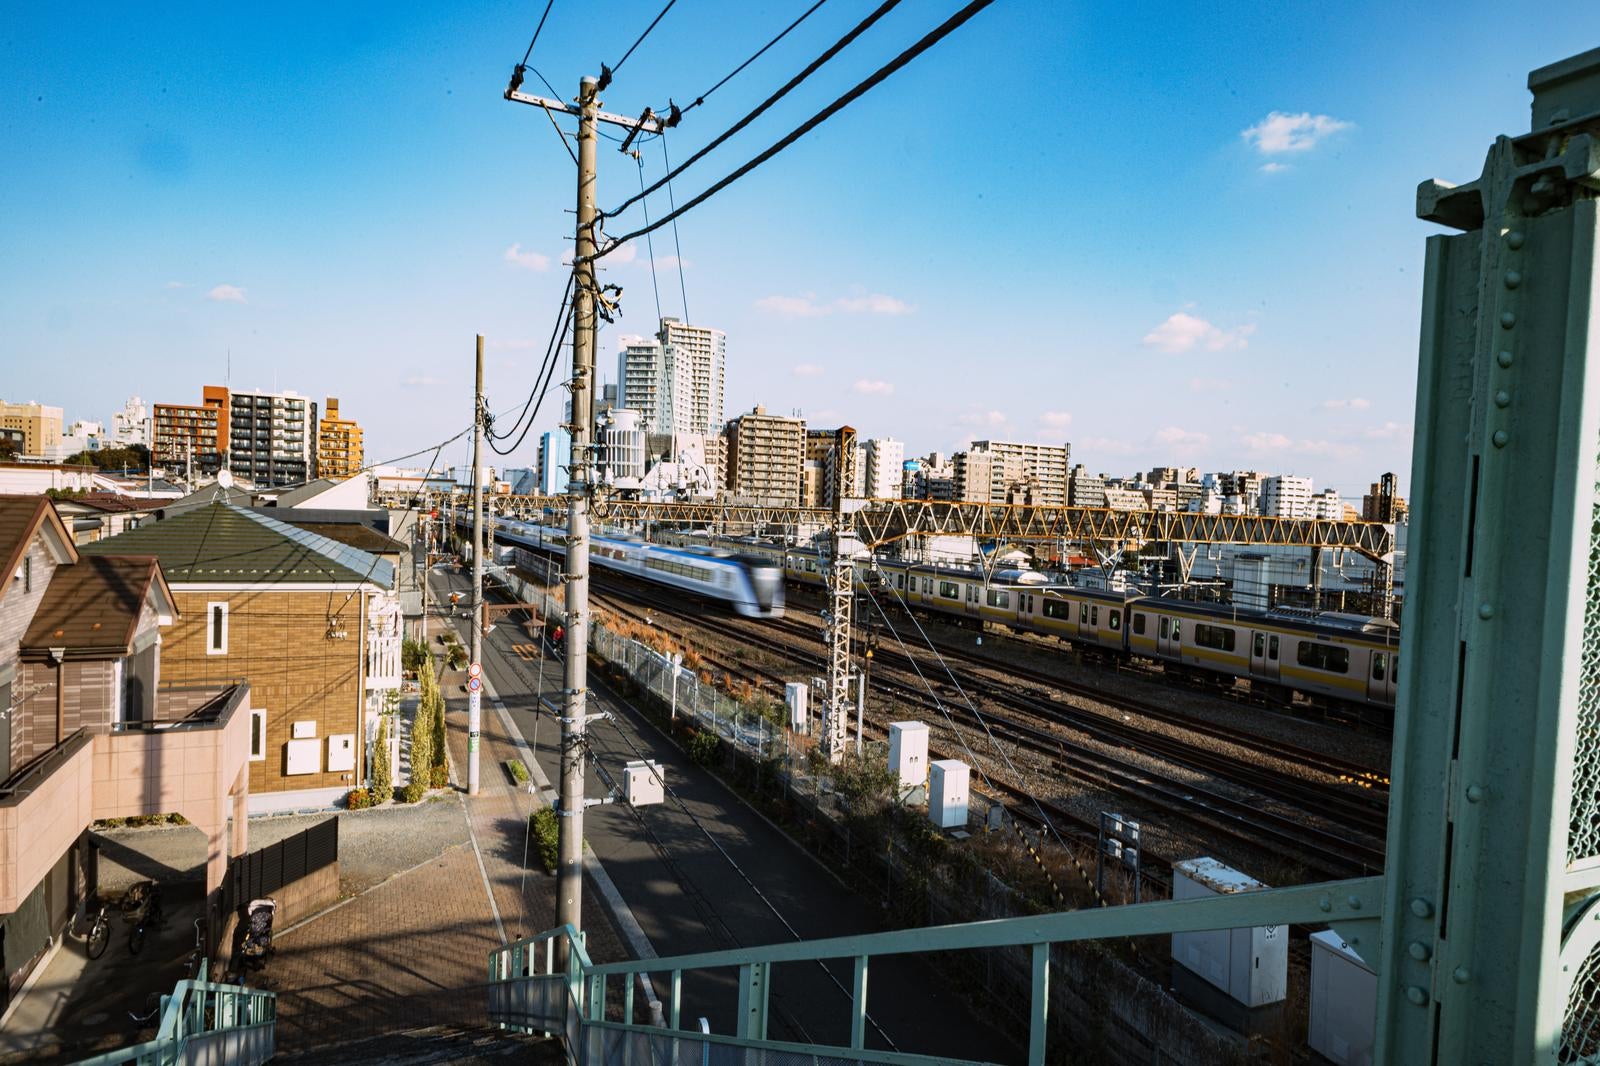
[238,898,277,971]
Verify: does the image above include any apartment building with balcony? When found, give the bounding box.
[723,405,805,505]
[152,386,229,477]
[227,389,316,488]
[83,502,398,811]
[316,397,364,479]
[0,496,252,1002]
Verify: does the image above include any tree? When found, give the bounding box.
[372,715,393,800]
[410,663,436,786]
[430,679,448,773]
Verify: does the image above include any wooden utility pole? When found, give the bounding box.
[469,336,485,796]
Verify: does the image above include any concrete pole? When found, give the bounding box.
[558,75,600,938]
[469,335,485,796]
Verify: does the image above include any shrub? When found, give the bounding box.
[400,781,427,804]
[685,729,721,767]
[445,643,468,671]
[402,638,430,673]
[346,788,375,810]
[411,663,437,776]
[506,759,529,784]
[429,764,450,789]
[371,717,393,800]
[530,807,560,873]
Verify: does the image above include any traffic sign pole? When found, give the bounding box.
[468,667,483,771]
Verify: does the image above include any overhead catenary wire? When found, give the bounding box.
[670,0,830,121]
[634,152,665,324]
[519,0,557,66]
[591,0,994,262]
[600,0,678,89]
[606,0,903,220]
[659,136,691,321]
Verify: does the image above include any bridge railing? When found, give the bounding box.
[489,875,1382,1066]
[69,962,276,1066]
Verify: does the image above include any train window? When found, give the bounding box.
[1079,602,1088,625]
[1172,620,1181,642]
[1253,633,1265,657]
[1091,605,1099,625]
[1160,617,1169,639]
[938,580,960,600]
[1372,652,1387,681]
[924,578,932,594]
[897,574,905,589]
[1268,635,1279,660]
[1297,642,1350,674]
[1109,610,1120,631]
[986,589,1010,608]
[1043,599,1070,620]
[1133,613,1146,635]
[1194,624,1236,652]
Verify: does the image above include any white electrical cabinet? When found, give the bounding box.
[285,738,321,776]
[623,761,665,807]
[327,733,356,773]
[785,682,808,731]
[1170,857,1287,1008]
[1308,931,1376,1065]
[928,760,970,830]
[888,722,929,791]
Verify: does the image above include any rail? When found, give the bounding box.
[0,729,89,798]
[489,876,1383,1065]
[68,962,276,1066]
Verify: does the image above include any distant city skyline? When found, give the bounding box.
[7,3,1599,496]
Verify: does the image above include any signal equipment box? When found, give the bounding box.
[623,761,665,807]
[1170,857,1288,1011]
[928,759,970,830]
[888,722,929,791]
[1308,930,1376,1065]
[785,682,808,731]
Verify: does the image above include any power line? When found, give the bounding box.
[488,300,575,457]
[488,273,575,444]
[599,0,678,90]
[593,0,994,262]
[659,136,691,321]
[607,0,902,220]
[519,0,557,65]
[634,152,665,324]
[671,0,830,122]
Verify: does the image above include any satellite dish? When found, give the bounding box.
[216,468,234,488]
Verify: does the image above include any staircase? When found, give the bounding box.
[271,1024,562,1065]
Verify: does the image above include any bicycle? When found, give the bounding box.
[183,918,206,979]
[124,882,164,956]
[79,902,110,961]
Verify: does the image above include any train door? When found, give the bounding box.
[1367,649,1391,704]
[1156,614,1177,659]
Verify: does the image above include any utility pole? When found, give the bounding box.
[469,335,485,797]
[506,68,663,942]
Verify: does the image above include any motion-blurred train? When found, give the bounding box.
[695,536,1400,720]
[492,519,786,619]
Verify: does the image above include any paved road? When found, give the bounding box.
[431,568,1009,1062]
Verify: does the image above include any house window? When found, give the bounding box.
[249,708,267,761]
[207,601,229,655]
[22,555,31,593]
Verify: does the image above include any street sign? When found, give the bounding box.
[468,662,482,679]
[468,676,483,694]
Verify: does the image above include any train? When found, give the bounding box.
[686,535,1401,720]
[491,518,786,619]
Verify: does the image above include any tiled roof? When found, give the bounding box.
[279,521,406,555]
[20,555,170,660]
[82,502,393,587]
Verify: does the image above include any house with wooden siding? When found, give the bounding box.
[0,495,251,1006]
[83,501,400,811]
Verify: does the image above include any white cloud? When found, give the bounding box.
[1320,397,1372,411]
[599,241,638,265]
[1154,426,1209,447]
[836,293,912,315]
[852,379,895,396]
[792,363,824,377]
[958,409,1009,428]
[1142,312,1255,354]
[1364,421,1411,441]
[1038,410,1072,429]
[503,243,550,271]
[1077,435,1139,457]
[1242,431,1293,451]
[1241,111,1353,154]
[1259,162,1289,174]
[756,293,827,317]
[205,284,246,304]
[402,375,446,388]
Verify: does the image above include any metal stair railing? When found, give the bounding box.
[488,875,1382,1065]
[69,961,277,1066]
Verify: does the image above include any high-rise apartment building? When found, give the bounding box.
[153,386,229,476]
[953,448,995,503]
[110,396,150,448]
[537,429,571,495]
[0,401,64,458]
[617,319,726,440]
[822,434,865,505]
[1260,474,1315,518]
[966,439,1072,506]
[227,389,315,487]
[724,406,804,504]
[863,437,905,499]
[317,397,365,479]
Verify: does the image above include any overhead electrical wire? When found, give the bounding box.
[488,300,575,457]
[670,0,830,122]
[606,0,903,219]
[634,153,665,323]
[599,0,678,89]
[488,273,575,444]
[659,136,691,322]
[592,0,994,262]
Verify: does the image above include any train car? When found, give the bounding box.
[1024,587,1136,653]
[495,520,785,619]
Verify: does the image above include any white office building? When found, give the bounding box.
[1260,475,1315,519]
[110,396,150,447]
[863,437,905,499]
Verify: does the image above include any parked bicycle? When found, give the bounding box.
[184,917,206,979]
[78,901,111,960]
[121,881,164,955]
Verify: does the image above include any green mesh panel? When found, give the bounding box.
[1560,942,1600,1063]
[1571,485,1600,867]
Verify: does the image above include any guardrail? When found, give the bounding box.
[489,875,1383,1065]
[69,962,276,1066]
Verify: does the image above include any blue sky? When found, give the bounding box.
[4,3,1599,497]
